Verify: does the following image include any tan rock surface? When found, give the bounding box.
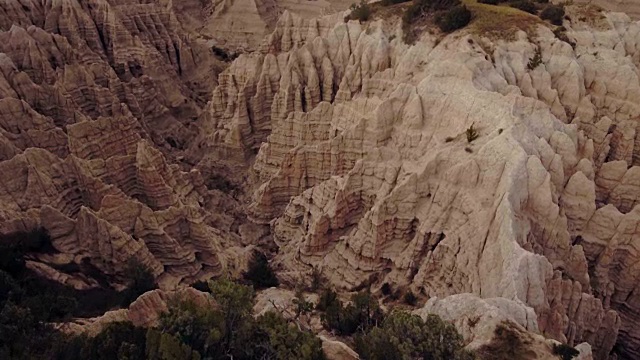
[58,287,215,336]
[0,0,250,289]
[192,6,640,359]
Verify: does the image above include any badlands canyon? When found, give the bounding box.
[1,0,640,359]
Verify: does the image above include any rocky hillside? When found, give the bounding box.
[2,0,640,359]
[0,0,253,290]
[191,4,640,359]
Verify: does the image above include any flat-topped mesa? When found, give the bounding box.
[196,6,640,358]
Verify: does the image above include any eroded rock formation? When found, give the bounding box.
[0,0,254,289]
[193,6,640,358]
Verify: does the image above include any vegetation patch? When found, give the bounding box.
[243,251,279,290]
[346,0,372,22]
[354,311,475,360]
[540,4,565,25]
[462,0,544,40]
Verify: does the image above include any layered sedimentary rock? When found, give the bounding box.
[0,0,253,289]
[59,287,215,336]
[194,7,640,358]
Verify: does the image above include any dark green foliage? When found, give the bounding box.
[466,123,479,143]
[382,0,412,5]
[309,267,326,292]
[509,0,537,14]
[348,0,372,22]
[57,321,147,360]
[0,228,53,274]
[293,289,314,318]
[243,251,279,289]
[381,283,392,296]
[478,0,499,5]
[154,279,325,360]
[319,290,384,335]
[403,290,417,306]
[146,329,202,360]
[253,312,326,360]
[190,280,212,293]
[403,0,461,24]
[354,311,475,360]
[540,5,565,25]
[121,258,157,306]
[527,47,543,70]
[437,5,472,32]
[85,321,147,360]
[552,343,580,360]
[0,302,57,359]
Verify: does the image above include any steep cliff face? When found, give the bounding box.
[0,0,253,289]
[193,7,640,358]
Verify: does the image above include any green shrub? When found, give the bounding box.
[403,290,418,306]
[121,258,157,305]
[527,47,543,70]
[381,283,392,296]
[243,251,279,289]
[510,0,537,14]
[382,0,412,5]
[478,0,499,4]
[319,290,384,335]
[253,312,326,360]
[552,343,580,360]
[348,0,372,22]
[309,267,326,292]
[355,311,474,360]
[155,279,324,360]
[438,5,472,33]
[293,289,314,318]
[540,4,565,25]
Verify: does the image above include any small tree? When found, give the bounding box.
[437,5,472,33]
[122,258,157,305]
[243,251,279,289]
[404,290,418,306]
[348,0,372,22]
[466,123,479,143]
[552,343,580,360]
[527,47,543,70]
[293,289,314,319]
[355,311,474,360]
[540,5,565,26]
[510,0,537,14]
[309,267,326,292]
[381,283,392,296]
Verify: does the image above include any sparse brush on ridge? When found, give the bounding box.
[347,0,371,22]
[402,0,471,42]
[438,5,472,33]
[510,0,537,14]
[540,4,565,25]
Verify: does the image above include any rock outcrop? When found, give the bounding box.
[0,0,253,289]
[59,287,215,336]
[193,6,640,359]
